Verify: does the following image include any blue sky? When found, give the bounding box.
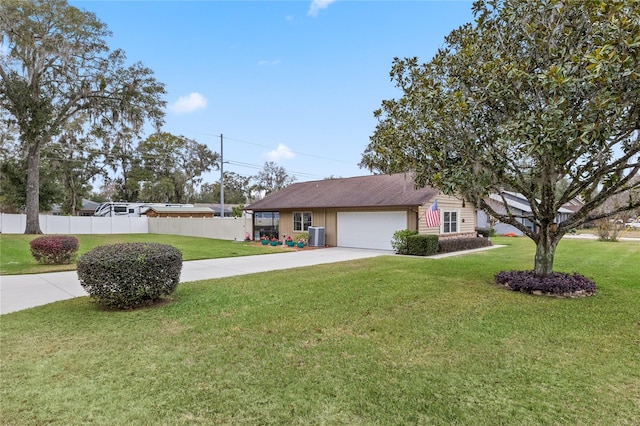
[70,0,475,184]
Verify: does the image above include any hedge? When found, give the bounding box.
[438,237,492,254]
[406,234,439,256]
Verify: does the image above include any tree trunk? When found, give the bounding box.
[70,188,78,216]
[534,225,558,276]
[24,144,43,234]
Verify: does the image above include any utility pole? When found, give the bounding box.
[220,133,224,218]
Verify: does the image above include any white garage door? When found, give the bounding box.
[337,211,407,250]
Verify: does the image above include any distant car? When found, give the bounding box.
[625,218,640,229]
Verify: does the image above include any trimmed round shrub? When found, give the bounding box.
[77,242,182,309]
[495,270,596,297]
[30,235,79,264]
[391,229,419,254]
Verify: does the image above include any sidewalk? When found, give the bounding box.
[0,247,392,315]
[564,233,640,241]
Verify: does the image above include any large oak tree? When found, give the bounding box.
[136,132,219,203]
[0,0,166,233]
[361,0,639,276]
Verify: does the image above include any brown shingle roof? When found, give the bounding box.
[246,174,438,210]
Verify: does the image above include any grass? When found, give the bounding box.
[1,237,638,424]
[0,234,287,275]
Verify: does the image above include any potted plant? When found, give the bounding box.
[270,237,279,246]
[295,232,309,248]
[285,235,295,247]
[260,235,270,245]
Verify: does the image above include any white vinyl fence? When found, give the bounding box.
[0,214,148,234]
[147,216,250,241]
[0,213,249,241]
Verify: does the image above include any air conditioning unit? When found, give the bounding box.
[308,226,325,247]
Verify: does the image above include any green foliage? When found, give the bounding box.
[294,232,309,243]
[77,243,182,309]
[231,204,244,218]
[135,132,218,203]
[0,155,63,212]
[254,161,296,195]
[391,229,419,254]
[195,172,251,204]
[438,237,492,254]
[361,0,640,275]
[1,0,166,233]
[406,234,439,256]
[29,235,79,264]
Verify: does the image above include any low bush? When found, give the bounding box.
[29,235,79,264]
[391,229,419,254]
[294,232,310,244]
[406,234,439,256]
[476,228,495,238]
[77,242,183,309]
[495,270,596,297]
[438,237,492,254]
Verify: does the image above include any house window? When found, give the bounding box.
[254,211,279,239]
[293,212,312,231]
[443,211,458,233]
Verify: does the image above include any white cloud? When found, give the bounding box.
[170,92,207,114]
[257,59,281,66]
[308,0,337,17]
[266,144,295,162]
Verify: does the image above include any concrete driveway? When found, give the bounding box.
[0,247,392,315]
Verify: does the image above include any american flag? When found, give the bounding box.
[425,200,440,228]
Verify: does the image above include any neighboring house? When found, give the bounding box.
[245,173,477,251]
[561,197,585,214]
[476,190,575,236]
[193,203,237,217]
[51,198,101,216]
[143,206,214,218]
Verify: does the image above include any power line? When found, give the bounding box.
[201,133,354,165]
[227,160,325,179]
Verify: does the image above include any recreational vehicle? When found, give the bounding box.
[93,202,193,217]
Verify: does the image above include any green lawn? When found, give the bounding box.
[0,234,286,275]
[1,237,639,425]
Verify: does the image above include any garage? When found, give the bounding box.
[337,211,407,250]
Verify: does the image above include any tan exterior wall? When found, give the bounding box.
[276,207,415,247]
[277,208,337,245]
[265,198,475,247]
[324,209,338,246]
[418,194,477,237]
[407,209,419,231]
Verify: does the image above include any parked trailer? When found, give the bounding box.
[93,202,194,217]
